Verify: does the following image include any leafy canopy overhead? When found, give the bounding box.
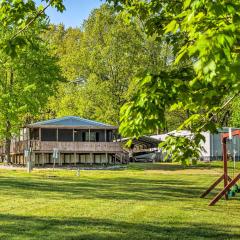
[107,0,240,163]
[0,20,63,139]
[0,0,65,162]
[0,0,65,57]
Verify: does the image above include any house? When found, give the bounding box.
[201,128,240,161]
[151,128,240,161]
[0,116,124,165]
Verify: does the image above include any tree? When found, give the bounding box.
[0,21,62,163]
[0,0,66,163]
[43,24,83,81]
[0,0,65,56]
[106,0,240,163]
[46,4,175,126]
[230,98,240,128]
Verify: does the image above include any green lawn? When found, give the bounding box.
[0,162,240,239]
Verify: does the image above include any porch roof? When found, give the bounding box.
[26,116,117,129]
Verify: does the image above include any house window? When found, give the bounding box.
[41,129,57,141]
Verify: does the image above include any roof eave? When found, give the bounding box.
[25,124,118,130]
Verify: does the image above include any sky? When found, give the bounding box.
[37,0,103,28]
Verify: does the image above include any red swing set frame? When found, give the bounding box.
[200,130,240,206]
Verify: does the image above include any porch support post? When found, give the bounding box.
[58,152,61,166]
[105,152,108,164]
[74,152,77,166]
[32,152,35,167]
[39,128,41,141]
[37,154,40,167]
[56,128,59,142]
[41,153,44,166]
[90,153,93,165]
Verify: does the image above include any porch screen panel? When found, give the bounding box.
[96,130,105,142]
[41,129,57,141]
[30,128,39,140]
[74,130,87,141]
[86,132,96,142]
[74,129,82,141]
[107,130,113,142]
[58,129,73,142]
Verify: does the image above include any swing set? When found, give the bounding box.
[201,128,240,206]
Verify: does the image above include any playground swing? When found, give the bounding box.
[227,140,240,197]
[201,128,240,206]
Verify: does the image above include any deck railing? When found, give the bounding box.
[0,140,122,154]
[38,141,122,152]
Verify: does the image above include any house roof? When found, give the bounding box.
[217,127,240,133]
[27,116,116,129]
[151,130,192,141]
[151,128,240,141]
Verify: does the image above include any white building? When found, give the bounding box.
[151,128,240,161]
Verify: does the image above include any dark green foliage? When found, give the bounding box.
[107,0,240,163]
[45,5,175,126]
[0,0,65,57]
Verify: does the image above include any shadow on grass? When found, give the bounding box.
[127,162,222,171]
[0,174,207,202]
[0,214,239,240]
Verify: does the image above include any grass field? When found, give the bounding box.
[0,162,240,240]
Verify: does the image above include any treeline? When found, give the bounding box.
[0,2,186,162]
[41,3,240,131]
[1,2,238,153]
[40,4,187,129]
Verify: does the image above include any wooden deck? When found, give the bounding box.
[0,140,123,155]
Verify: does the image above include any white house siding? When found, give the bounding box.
[200,132,211,161]
[152,128,240,161]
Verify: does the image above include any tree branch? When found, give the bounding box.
[200,93,239,131]
[11,1,52,40]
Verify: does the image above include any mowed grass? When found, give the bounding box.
[0,162,240,239]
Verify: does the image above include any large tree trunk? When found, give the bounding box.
[4,69,13,164]
[5,119,11,164]
[4,137,11,164]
